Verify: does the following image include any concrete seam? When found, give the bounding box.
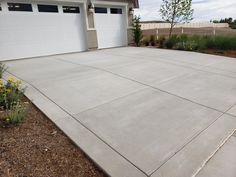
[191,130,235,177]
[5,70,149,177]
[107,52,236,79]
[95,47,236,79]
[55,57,236,118]
[150,99,236,176]
[54,57,236,176]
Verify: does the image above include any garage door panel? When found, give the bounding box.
[94,7,127,49]
[0,3,87,61]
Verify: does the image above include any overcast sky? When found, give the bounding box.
[134,0,236,22]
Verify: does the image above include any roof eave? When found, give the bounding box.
[133,0,139,8]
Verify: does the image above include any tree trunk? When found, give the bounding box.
[169,23,174,38]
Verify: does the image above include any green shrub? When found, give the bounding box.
[5,101,28,125]
[0,63,7,78]
[0,77,25,110]
[165,35,178,49]
[178,34,188,43]
[174,34,189,50]
[132,16,142,47]
[207,36,236,50]
[185,41,198,51]
[150,35,157,46]
[158,35,166,48]
[142,37,150,46]
[194,36,208,50]
[162,35,236,51]
[0,77,28,127]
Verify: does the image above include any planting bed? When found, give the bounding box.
[203,49,236,58]
[0,97,107,177]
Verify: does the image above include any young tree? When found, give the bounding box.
[160,0,194,37]
[132,16,143,47]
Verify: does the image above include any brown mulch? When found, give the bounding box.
[0,99,107,177]
[202,49,236,58]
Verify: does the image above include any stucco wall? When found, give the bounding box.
[86,30,98,49]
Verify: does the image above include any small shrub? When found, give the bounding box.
[158,34,236,52]
[4,101,28,126]
[165,35,178,49]
[0,63,7,78]
[0,77,28,127]
[178,34,188,42]
[132,16,142,47]
[214,36,236,50]
[142,37,150,46]
[174,34,189,50]
[184,41,198,51]
[150,35,157,46]
[158,36,166,48]
[0,77,25,110]
[194,36,208,51]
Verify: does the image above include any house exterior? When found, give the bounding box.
[0,0,139,61]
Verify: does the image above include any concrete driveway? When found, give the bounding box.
[4,47,236,177]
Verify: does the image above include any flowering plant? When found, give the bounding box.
[0,76,25,110]
[0,77,28,127]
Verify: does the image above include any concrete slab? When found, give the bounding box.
[207,59,236,73]
[75,88,221,175]
[234,131,236,137]
[102,47,229,68]
[105,59,195,85]
[3,73,146,177]
[227,105,236,117]
[200,66,236,78]
[156,70,236,112]
[53,51,143,70]
[33,70,146,115]
[151,114,236,177]
[4,47,236,177]
[6,57,80,84]
[196,136,236,177]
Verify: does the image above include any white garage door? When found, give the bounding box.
[0,1,87,61]
[94,6,127,49]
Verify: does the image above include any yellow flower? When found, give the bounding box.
[16,80,22,85]
[8,76,16,83]
[6,89,12,93]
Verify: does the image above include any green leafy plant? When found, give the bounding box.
[205,36,236,50]
[0,77,25,110]
[165,34,178,49]
[0,63,7,78]
[142,37,150,46]
[162,34,236,51]
[132,16,143,47]
[150,35,157,46]
[0,77,28,127]
[160,0,194,37]
[158,35,166,48]
[5,101,28,125]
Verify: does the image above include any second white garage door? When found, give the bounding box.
[0,1,87,61]
[94,6,127,49]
